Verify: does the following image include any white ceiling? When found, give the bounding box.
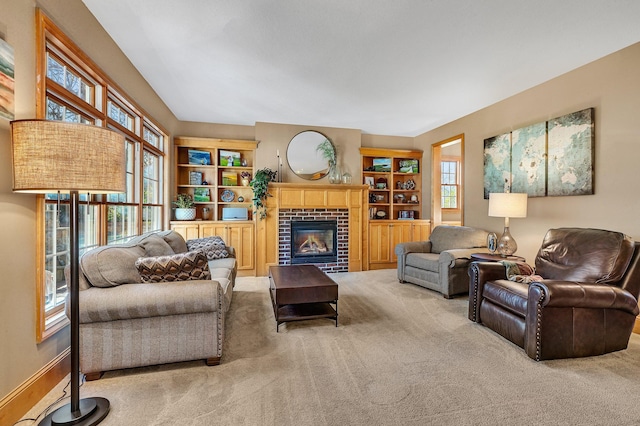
[82,0,640,137]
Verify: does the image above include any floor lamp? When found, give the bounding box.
[11,120,125,426]
[488,192,528,257]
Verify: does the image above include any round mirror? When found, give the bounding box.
[286,131,336,180]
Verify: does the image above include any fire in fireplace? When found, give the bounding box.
[291,220,338,264]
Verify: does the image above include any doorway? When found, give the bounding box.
[431,134,464,230]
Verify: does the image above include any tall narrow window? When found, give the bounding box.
[441,159,460,209]
[36,10,167,341]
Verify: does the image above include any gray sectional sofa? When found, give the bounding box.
[69,230,237,380]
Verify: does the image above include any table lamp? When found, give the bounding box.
[488,192,528,257]
[11,120,125,426]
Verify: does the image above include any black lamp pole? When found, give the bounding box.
[40,191,110,426]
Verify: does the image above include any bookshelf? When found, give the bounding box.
[174,137,258,221]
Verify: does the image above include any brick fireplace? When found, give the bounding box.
[255,183,367,276]
[278,209,349,272]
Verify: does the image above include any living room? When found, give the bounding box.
[3,1,640,424]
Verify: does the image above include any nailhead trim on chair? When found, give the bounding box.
[216,283,224,357]
[534,288,546,361]
[470,266,479,322]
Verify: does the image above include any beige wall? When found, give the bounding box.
[177,121,255,141]
[0,0,178,399]
[416,42,640,262]
[255,122,362,184]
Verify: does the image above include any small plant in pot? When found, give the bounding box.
[240,171,252,187]
[173,193,196,220]
[249,168,277,219]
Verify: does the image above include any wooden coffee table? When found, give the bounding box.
[269,265,338,332]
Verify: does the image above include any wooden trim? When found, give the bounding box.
[359,147,423,158]
[0,349,70,426]
[634,316,640,334]
[431,134,464,230]
[35,8,169,341]
[174,136,259,150]
[37,9,170,137]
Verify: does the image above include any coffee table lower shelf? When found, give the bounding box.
[273,301,338,331]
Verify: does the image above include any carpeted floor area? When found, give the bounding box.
[22,269,640,425]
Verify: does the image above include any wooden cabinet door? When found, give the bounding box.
[200,223,228,239]
[170,223,199,241]
[199,222,254,271]
[390,222,413,263]
[225,223,254,270]
[369,222,391,264]
[411,221,432,242]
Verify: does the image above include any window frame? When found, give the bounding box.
[35,10,168,342]
[441,156,461,212]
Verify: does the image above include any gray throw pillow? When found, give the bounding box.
[157,230,188,254]
[80,243,146,288]
[137,233,176,257]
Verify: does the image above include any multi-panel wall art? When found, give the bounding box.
[483,108,594,199]
[0,37,15,120]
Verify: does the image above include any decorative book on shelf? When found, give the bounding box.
[222,171,237,186]
[398,159,418,173]
[189,171,203,185]
[193,187,210,202]
[220,150,241,166]
[188,149,211,165]
[372,158,391,172]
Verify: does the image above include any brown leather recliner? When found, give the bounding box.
[469,228,640,360]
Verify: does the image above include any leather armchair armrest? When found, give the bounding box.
[468,262,507,322]
[530,281,640,315]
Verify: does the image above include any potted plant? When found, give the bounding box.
[240,171,252,187]
[316,138,340,183]
[249,168,277,219]
[173,193,196,220]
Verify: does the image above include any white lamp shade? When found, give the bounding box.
[10,120,126,194]
[488,192,528,218]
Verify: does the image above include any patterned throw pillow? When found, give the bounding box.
[186,236,229,260]
[135,251,211,283]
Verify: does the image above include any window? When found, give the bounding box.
[36,11,167,341]
[441,158,460,209]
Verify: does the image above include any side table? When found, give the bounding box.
[470,253,526,262]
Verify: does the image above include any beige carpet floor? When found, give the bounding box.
[23,269,640,425]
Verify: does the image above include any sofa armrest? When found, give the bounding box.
[395,241,431,256]
[395,241,431,282]
[468,262,507,322]
[529,281,640,315]
[439,248,490,267]
[75,280,222,323]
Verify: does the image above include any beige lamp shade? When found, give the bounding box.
[10,120,126,194]
[488,192,528,218]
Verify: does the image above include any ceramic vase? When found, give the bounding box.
[175,208,196,220]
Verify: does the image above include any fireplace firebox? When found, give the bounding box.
[290,220,338,264]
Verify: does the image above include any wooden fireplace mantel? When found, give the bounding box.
[255,183,368,276]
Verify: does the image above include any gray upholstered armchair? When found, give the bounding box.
[395,225,490,298]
